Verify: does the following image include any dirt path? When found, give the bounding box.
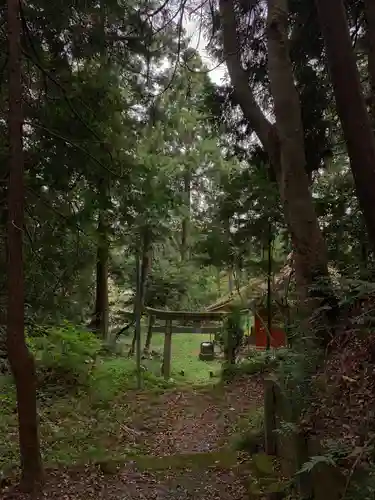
[138,376,264,455]
[2,376,263,500]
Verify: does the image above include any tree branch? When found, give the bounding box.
[219,0,280,176]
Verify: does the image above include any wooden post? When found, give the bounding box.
[162,319,172,380]
[264,378,277,455]
[144,314,155,353]
[295,431,312,498]
[266,221,273,351]
[135,253,142,389]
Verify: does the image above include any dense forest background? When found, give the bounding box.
[2,0,375,498]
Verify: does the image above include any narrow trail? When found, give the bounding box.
[139,376,264,456]
[3,377,264,500]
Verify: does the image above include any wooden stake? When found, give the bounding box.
[163,319,172,380]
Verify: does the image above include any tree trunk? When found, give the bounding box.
[219,0,330,302]
[129,228,152,356]
[93,212,109,338]
[6,0,43,490]
[90,2,110,339]
[216,268,221,294]
[228,269,234,294]
[135,253,142,389]
[315,0,375,251]
[144,315,155,353]
[181,169,191,261]
[267,0,329,297]
[365,0,375,123]
[266,223,272,351]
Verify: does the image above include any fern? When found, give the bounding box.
[274,420,299,436]
[297,455,336,475]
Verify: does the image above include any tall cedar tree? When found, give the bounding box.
[267,0,329,296]
[365,0,375,121]
[129,228,152,355]
[181,168,191,261]
[219,0,330,304]
[92,2,109,338]
[315,0,375,250]
[6,0,43,490]
[93,209,109,337]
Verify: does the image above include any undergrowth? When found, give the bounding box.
[221,348,289,382]
[27,321,102,391]
[119,332,222,384]
[232,407,264,454]
[89,358,172,406]
[268,282,375,500]
[0,323,224,475]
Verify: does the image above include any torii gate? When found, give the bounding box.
[144,307,227,379]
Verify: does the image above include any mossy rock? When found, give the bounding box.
[98,460,122,475]
[251,453,275,476]
[199,353,215,361]
[248,467,290,499]
[133,450,239,471]
[234,428,265,454]
[248,478,263,498]
[95,450,240,476]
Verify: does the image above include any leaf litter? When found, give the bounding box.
[2,375,263,500]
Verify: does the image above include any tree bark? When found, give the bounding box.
[181,168,191,261]
[267,0,329,296]
[365,0,375,123]
[6,0,43,490]
[219,0,330,300]
[144,315,155,353]
[92,3,110,340]
[266,222,272,351]
[315,0,375,251]
[228,269,234,294]
[129,228,152,356]
[135,254,142,389]
[216,268,221,294]
[220,0,281,175]
[93,212,109,338]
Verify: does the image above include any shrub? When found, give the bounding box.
[28,322,102,390]
[89,358,174,405]
[220,308,245,364]
[221,350,279,381]
[233,407,265,453]
[0,375,16,414]
[0,334,8,375]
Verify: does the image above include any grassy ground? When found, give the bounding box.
[1,327,268,500]
[0,332,222,473]
[134,331,222,383]
[2,375,265,500]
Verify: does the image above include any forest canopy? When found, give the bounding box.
[2,0,375,497]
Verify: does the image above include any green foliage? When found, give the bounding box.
[28,322,102,389]
[218,308,245,364]
[119,332,222,384]
[296,439,375,500]
[297,454,336,475]
[346,462,375,500]
[221,349,285,381]
[143,258,220,311]
[275,334,324,419]
[1,0,373,493]
[233,407,264,454]
[247,453,291,498]
[0,379,141,472]
[313,168,374,279]
[89,358,172,405]
[0,375,16,415]
[0,323,238,474]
